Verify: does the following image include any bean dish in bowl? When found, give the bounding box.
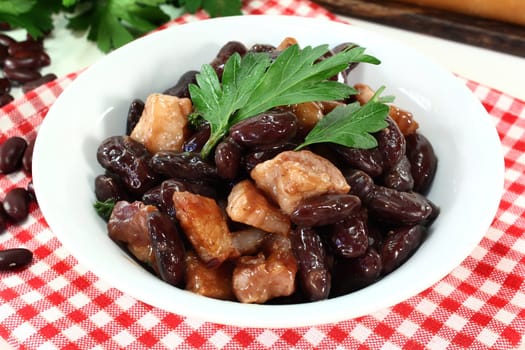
[32,15,503,327]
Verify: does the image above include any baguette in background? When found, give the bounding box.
[395,0,525,26]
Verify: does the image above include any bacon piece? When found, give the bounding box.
[172,191,238,267]
[130,93,191,153]
[226,180,290,236]
[250,150,350,215]
[232,234,297,303]
[107,200,158,264]
[185,251,235,300]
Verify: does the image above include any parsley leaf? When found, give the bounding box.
[296,86,392,150]
[190,44,380,158]
[0,0,59,38]
[93,199,116,221]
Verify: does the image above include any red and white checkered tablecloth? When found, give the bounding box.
[1,1,524,349]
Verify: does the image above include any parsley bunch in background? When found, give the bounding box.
[0,0,242,52]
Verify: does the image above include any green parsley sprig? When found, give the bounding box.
[0,0,242,52]
[189,44,381,158]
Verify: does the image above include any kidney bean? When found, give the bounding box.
[242,140,297,172]
[0,78,11,95]
[94,174,130,202]
[142,185,162,208]
[376,117,406,171]
[149,151,218,183]
[333,144,384,177]
[7,40,43,56]
[0,248,33,270]
[125,98,145,135]
[0,204,8,232]
[344,169,374,202]
[22,138,34,173]
[3,67,42,84]
[0,45,7,65]
[229,110,298,148]
[290,226,331,301]
[211,41,247,78]
[381,225,426,274]
[3,188,30,222]
[291,194,361,227]
[21,73,57,93]
[331,247,382,296]
[4,54,45,70]
[248,43,276,53]
[332,42,359,77]
[215,137,242,180]
[366,185,434,225]
[163,70,198,98]
[381,155,414,192]
[328,212,369,258]
[26,181,36,201]
[405,133,438,194]
[0,93,13,107]
[0,34,16,47]
[0,136,27,174]
[96,136,158,196]
[183,123,210,153]
[147,211,186,287]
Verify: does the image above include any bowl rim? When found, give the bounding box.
[32,14,505,328]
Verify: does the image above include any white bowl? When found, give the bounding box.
[32,15,504,328]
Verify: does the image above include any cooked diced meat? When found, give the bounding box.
[130,93,192,153]
[107,200,158,265]
[231,228,267,256]
[172,191,239,267]
[250,150,350,214]
[185,251,235,300]
[226,180,290,236]
[232,234,297,303]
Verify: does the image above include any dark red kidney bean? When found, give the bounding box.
[0,78,12,95]
[215,138,242,180]
[424,200,440,227]
[7,40,43,56]
[290,226,331,301]
[0,22,11,31]
[182,123,210,153]
[405,133,438,194]
[3,67,42,84]
[0,34,16,47]
[94,174,130,202]
[376,117,406,171]
[333,144,384,177]
[331,247,382,296]
[149,151,218,183]
[0,93,13,107]
[248,43,276,53]
[381,225,425,274]
[26,181,36,201]
[0,203,8,232]
[96,136,158,196]
[163,70,198,98]
[229,110,298,148]
[22,138,34,173]
[328,213,369,258]
[21,73,56,93]
[0,136,27,174]
[367,221,384,250]
[147,211,186,287]
[344,169,374,202]
[332,42,359,77]
[381,155,414,192]
[125,98,144,135]
[3,188,30,222]
[211,41,247,78]
[366,185,434,226]
[291,194,361,227]
[0,248,33,270]
[4,54,46,70]
[0,45,7,65]
[243,140,296,172]
[142,185,163,208]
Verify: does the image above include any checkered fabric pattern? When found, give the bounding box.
[1,1,524,349]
